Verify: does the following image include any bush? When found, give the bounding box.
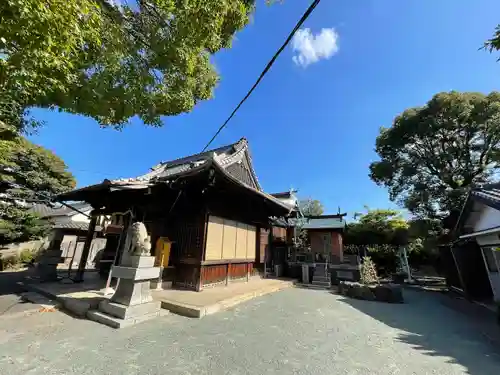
[365,246,398,276]
[360,256,379,285]
[0,254,20,270]
[19,249,35,265]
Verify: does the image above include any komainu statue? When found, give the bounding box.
[125,222,151,256]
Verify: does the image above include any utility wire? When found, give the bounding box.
[201,0,322,152]
[3,1,321,218]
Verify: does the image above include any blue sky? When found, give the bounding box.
[30,0,500,218]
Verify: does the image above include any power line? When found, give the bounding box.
[201,0,322,152]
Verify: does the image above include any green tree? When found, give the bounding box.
[0,123,76,244]
[299,199,324,217]
[369,91,500,228]
[0,0,256,132]
[485,25,500,58]
[346,207,409,246]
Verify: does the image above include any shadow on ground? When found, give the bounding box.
[339,289,500,375]
[0,268,103,318]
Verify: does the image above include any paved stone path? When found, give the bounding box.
[0,288,499,375]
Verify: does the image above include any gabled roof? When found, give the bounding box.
[270,190,300,211]
[301,215,346,230]
[53,221,103,231]
[288,214,347,230]
[454,182,500,237]
[61,138,261,195]
[28,202,92,218]
[111,137,262,190]
[471,186,500,209]
[57,138,293,215]
[271,191,296,199]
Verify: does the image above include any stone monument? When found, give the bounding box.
[37,248,64,281]
[87,222,165,328]
[301,264,310,284]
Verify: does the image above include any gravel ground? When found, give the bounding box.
[0,288,499,375]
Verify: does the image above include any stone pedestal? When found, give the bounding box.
[330,265,361,285]
[274,264,282,278]
[37,249,64,281]
[301,264,310,284]
[87,255,164,328]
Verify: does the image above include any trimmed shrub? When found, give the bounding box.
[19,249,35,265]
[360,256,379,285]
[0,254,20,270]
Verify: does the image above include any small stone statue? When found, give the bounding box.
[125,222,151,256]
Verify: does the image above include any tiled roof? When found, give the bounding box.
[57,138,294,214]
[302,217,345,230]
[271,191,294,199]
[29,202,91,218]
[96,138,261,191]
[454,183,500,237]
[52,221,103,231]
[471,187,500,206]
[289,215,346,230]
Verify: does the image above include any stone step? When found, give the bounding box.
[314,270,330,275]
[297,283,331,290]
[313,276,330,282]
[87,309,168,329]
[312,280,331,288]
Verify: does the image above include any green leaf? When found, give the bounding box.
[0,130,75,245]
[369,91,500,226]
[0,0,257,131]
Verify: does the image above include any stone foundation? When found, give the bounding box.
[87,255,164,328]
[338,281,404,303]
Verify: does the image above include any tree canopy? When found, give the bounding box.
[0,123,76,244]
[485,24,500,58]
[369,91,500,225]
[299,198,324,217]
[345,208,409,246]
[0,0,256,131]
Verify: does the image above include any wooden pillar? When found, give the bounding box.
[450,245,469,298]
[196,266,202,292]
[74,215,98,282]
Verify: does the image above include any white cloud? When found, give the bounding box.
[291,28,339,68]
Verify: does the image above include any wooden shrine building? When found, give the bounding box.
[57,138,296,291]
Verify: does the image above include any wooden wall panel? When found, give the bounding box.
[272,226,286,242]
[259,228,269,264]
[235,223,248,259]
[222,219,237,259]
[201,264,227,285]
[246,225,256,260]
[159,210,205,264]
[204,216,258,262]
[230,263,247,279]
[205,216,224,261]
[174,264,198,290]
